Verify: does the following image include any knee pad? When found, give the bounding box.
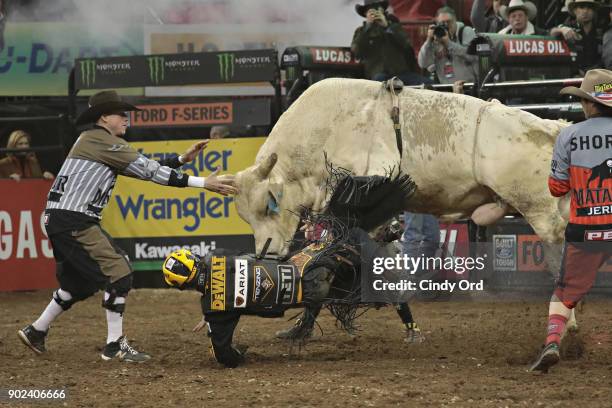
[553,288,578,310]
[107,274,133,297]
[53,289,77,311]
[102,291,126,314]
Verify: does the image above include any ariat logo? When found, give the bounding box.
[594,83,612,93]
[147,56,165,85]
[80,59,96,87]
[218,53,235,82]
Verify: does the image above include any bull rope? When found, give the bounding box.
[385,78,404,158]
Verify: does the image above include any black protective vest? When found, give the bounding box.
[201,253,304,314]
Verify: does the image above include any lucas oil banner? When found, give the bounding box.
[101,137,265,270]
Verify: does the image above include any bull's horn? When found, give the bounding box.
[255,153,278,179]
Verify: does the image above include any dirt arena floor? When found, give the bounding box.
[2,289,612,407]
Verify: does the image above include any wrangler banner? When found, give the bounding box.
[101,137,264,270]
[0,22,142,96]
[0,180,56,291]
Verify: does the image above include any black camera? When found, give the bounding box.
[433,23,449,38]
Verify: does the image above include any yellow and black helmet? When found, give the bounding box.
[162,249,200,289]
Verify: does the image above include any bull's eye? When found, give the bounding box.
[266,193,280,216]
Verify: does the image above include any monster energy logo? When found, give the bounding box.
[147,56,165,85]
[218,53,235,82]
[79,59,96,87]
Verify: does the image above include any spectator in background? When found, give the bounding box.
[603,2,612,69]
[0,130,54,181]
[210,125,230,139]
[417,6,478,84]
[471,0,509,33]
[551,0,604,75]
[351,0,431,85]
[498,0,548,35]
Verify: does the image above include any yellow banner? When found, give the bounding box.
[101,137,264,238]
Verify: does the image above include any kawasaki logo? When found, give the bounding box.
[80,59,96,87]
[218,53,235,82]
[147,56,165,85]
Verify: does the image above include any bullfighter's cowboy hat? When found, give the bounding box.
[76,90,141,125]
[500,0,538,21]
[355,0,389,17]
[560,69,612,108]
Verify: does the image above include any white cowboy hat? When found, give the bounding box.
[500,0,538,21]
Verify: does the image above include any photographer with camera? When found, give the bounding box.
[417,6,478,84]
[351,0,430,85]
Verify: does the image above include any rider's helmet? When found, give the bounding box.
[162,249,201,289]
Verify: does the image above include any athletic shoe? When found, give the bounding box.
[404,323,425,344]
[529,343,560,373]
[17,325,48,354]
[101,336,151,363]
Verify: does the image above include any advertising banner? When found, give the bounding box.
[486,218,612,291]
[0,22,143,96]
[143,24,311,96]
[129,99,271,128]
[0,180,56,291]
[101,137,265,270]
[517,234,612,273]
[74,49,277,90]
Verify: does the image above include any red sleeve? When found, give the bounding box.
[548,176,570,197]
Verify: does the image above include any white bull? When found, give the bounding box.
[233,78,569,256]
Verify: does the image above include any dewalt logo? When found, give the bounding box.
[218,53,235,82]
[79,59,96,87]
[147,56,165,85]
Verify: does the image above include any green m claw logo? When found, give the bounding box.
[218,53,235,82]
[79,59,96,87]
[147,56,165,85]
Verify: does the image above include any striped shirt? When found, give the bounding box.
[46,127,188,220]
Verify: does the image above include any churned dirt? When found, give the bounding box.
[1,289,612,407]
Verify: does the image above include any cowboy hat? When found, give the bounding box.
[76,90,140,125]
[568,0,601,13]
[560,69,612,108]
[500,0,538,21]
[355,0,389,17]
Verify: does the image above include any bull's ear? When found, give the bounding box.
[255,153,278,180]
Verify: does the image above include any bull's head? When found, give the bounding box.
[234,153,314,256]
